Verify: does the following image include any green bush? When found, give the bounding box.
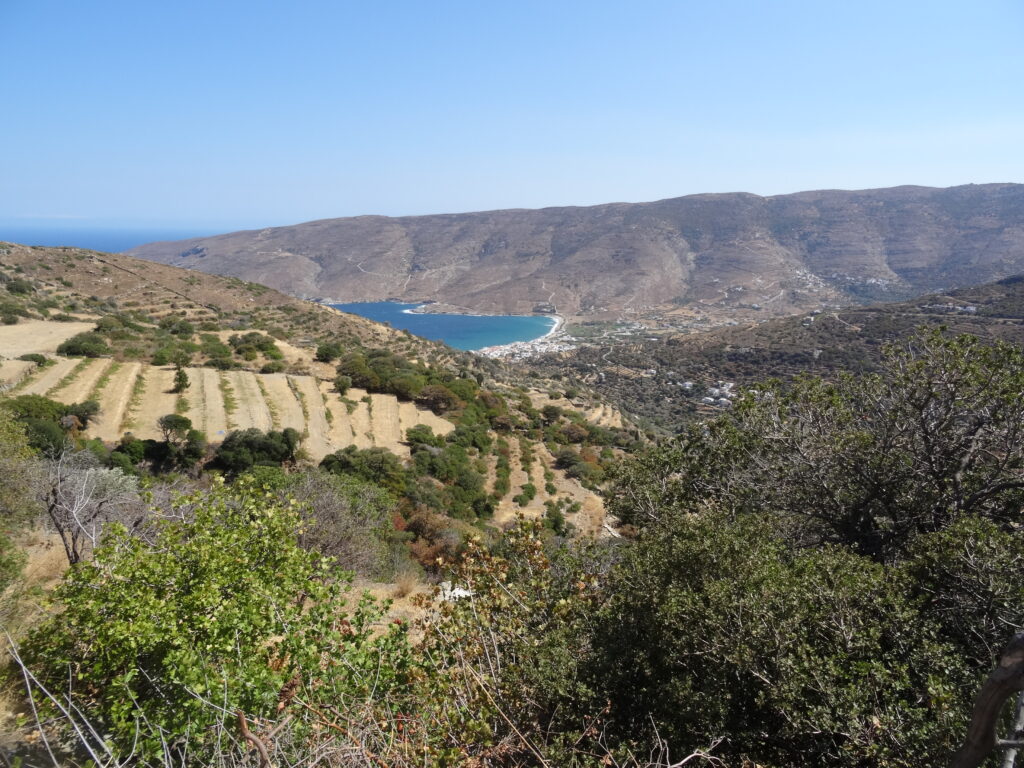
[5,278,34,294]
[56,331,110,357]
[20,479,415,763]
[214,427,301,475]
[593,510,966,766]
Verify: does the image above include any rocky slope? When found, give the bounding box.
[127,183,1024,317]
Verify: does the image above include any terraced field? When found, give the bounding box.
[0,320,94,357]
[90,362,142,442]
[16,357,81,396]
[5,353,458,461]
[50,358,111,405]
[183,368,228,440]
[487,436,606,533]
[0,360,36,391]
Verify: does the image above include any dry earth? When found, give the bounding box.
[261,373,306,431]
[0,360,36,390]
[184,367,229,440]
[90,362,142,441]
[291,375,332,459]
[126,366,178,440]
[16,357,79,396]
[50,358,111,405]
[0,321,95,357]
[224,371,274,432]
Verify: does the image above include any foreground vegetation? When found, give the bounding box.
[1,329,1020,765]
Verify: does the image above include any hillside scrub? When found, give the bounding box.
[7,332,1023,765]
[608,329,1024,562]
[18,478,416,764]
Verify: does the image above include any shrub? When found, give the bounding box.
[334,373,353,395]
[316,340,344,362]
[321,445,407,496]
[5,278,34,294]
[56,331,110,358]
[171,366,189,393]
[609,330,1024,562]
[214,428,301,475]
[593,510,966,766]
[20,479,415,763]
[415,384,461,414]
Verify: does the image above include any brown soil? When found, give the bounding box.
[0,321,95,357]
[50,358,111,405]
[319,380,357,448]
[368,394,403,454]
[346,388,374,449]
[291,375,333,461]
[17,357,79,396]
[260,373,305,431]
[127,366,178,440]
[223,371,274,432]
[184,367,229,440]
[0,360,35,390]
[89,362,142,441]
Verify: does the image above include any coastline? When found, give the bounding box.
[327,299,565,353]
[476,313,570,359]
[541,313,563,339]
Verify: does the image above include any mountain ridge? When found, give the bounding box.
[127,183,1024,319]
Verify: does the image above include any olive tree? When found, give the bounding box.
[38,448,141,564]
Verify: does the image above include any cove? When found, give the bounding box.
[330,302,556,351]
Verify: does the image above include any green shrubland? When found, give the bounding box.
[4,329,1020,765]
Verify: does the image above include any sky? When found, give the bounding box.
[1,0,1023,233]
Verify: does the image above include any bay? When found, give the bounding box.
[331,302,556,351]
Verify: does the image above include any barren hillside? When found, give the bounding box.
[127,183,1024,318]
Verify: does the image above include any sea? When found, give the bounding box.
[332,302,556,351]
[0,227,215,253]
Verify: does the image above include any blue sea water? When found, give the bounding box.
[332,302,556,351]
[0,227,216,253]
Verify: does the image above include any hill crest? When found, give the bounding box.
[126,183,1024,319]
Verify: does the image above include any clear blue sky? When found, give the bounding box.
[2,0,1022,231]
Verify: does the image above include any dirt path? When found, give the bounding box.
[50,358,111,405]
[89,362,141,442]
[224,371,273,432]
[0,321,95,357]
[18,357,79,396]
[346,388,374,449]
[260,373,305,432]
[291,376,333,460]
[0,359,36,390]
[126,366,178,440]
[185,368,228,441]
[369,394,404,454]
[319,381,357,449]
